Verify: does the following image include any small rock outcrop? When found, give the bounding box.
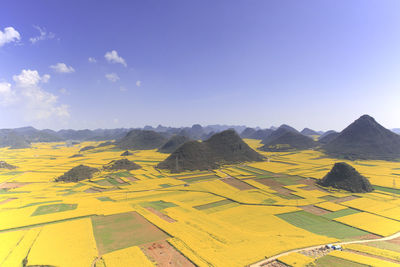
[120,150,133,156]
[317,162,373,193]
[103,159,141,171]
[55,165,98,182]
[0,161,17,169]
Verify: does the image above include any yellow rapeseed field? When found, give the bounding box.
[27,218,98,267]
[329,250,399,267]
[102,246,154,267]
[277,252,314,266]
[335,212,400,236]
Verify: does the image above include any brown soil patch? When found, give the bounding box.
[84,187,116,193]
[220,177,255,190]
[0,198,16,205]
[297,179,329,192]
[256,179,294,195]
[0,182,29,189]
[388,236,400,245]
[146,207,176,223]
[141,240,195,267]
[126,176,138,182]
[300,246,332,259]
[114,177,125,184]
[332,195,360,203]
[301,205,331,215]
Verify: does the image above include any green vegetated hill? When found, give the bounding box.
[115,130,169,150]
[158,135,191,153]
[322,115,400,160]
[157,130,264,172]
[318,162,373,193]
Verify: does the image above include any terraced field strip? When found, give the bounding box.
[193,199,234,210]
[277,210,369,239]
[181,174,220,183]
[91,211,169,255]
[31,203,77,216]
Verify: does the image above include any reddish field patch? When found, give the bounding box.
[220,177,255,190]
[0,182,29,189]
[0,198,16,205]
[301,205,331,215]
[126,176,138,182]
[141,240,195,267]
[256,179,294,195]
[146,207,176,223]
[388,236,400,245]
[84,187,116,193]
[332,195,360,203]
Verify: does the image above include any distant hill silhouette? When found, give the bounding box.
[55,165,98,182]
[157,130,264,172]
[0,161,16,169]
[260,131,317,151]
[392,128,400,135]
[158,135,190,153]
[104,159,141,170]
[69,154,84,158]
[0,131,30,149]
[115,130,168,150]
[97,141,114,147]
[319,130,337,139]
[241,128,273,140]
[240,128,256,138]
[318,131,340,145]
[318,162,373,193]
[120,150,133,156]
[322,115,400,160]
[261,124,298,145]
[80,145,96,152]
[301,128,319,136]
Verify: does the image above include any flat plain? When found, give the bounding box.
[1,140,400,266]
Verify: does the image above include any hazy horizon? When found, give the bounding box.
[1,1,400,131]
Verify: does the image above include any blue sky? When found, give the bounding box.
[1,0,400,131]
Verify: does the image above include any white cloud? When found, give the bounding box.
[29,26,55,44]
[50,63,75,73]
[105,73,119,82]
[88,57,96,63]
[0,82,16,106]
[13,69,50,87]
[9,69,69,121]
[104,50,127,67]
[0,27,21,47]
[136,80,142,87]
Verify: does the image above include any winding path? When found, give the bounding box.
[248,231,400,267]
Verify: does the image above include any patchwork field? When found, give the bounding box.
[0,140,400,266]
